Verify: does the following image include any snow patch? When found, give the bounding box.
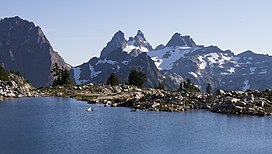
[249,67,256,75]
[242,80,250,91]
[206,53,231,65]
[232,57,240,62]
[123,40,149,53]
[189,72,198,78]
[198,56,207,69]
[259,69,267,74]
[221,67,235,75]
[122,60,129,65]
[89,64,102,78]
[221,72,228,75]
[96,59,118,65]
[246,61,252,64]
[228,67,235,74]
[198,52,233,70]
[147,46,194,70]
[151,57,163,70]
[73,67,81,84]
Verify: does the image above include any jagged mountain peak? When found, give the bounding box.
[113,30,125,38]
[166,33,196,47]
[155,44,165,50]
[100,30,127,58]
[237,50,256,57]
[100,30,153,58]
[134,30,146,42]
[136,30,144,37]
[132,30,153,51]
[74,30,272,91]
[128,37,134,41]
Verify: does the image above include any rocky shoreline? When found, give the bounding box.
[36,84,272,116]
[1,79,271,117]
[0,74,33,101]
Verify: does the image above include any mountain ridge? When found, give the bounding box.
[72,30,272,91]
[0,16,271,91]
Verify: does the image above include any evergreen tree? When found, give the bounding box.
[179,78,200,92]
[61,68,72,85]
[206,83,212,94]
[128,69,147,87]
[51,63,72,86]
[0,64,9,81]
[179,81,183,91]
[185,79,192,89]
[107,73,119,85]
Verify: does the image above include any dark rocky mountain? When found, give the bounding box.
[72,30,272,91]
[72,30,163,88]
[148,33,272,91]
[0,16,68,87]
[166,33,196,47]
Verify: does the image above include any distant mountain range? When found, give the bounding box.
[71,30,272,91]
[1,16,271,91]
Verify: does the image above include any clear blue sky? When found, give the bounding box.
[1,0,272,66]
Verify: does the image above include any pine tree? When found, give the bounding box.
[0,64,9,81]
[179,81,183,91]
[107,73,119,85]
[61,68,72,85]
[206,83,212,94]
[128,69,147,87]
[179,78,200,92]
[51,63,72,86]
[185,79,192,89]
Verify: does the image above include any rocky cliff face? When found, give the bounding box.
[0,16,68,87]
[72,30,164,88]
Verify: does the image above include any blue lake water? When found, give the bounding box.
[0,97,271,154]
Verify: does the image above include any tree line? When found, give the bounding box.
[50,63,212,93]
[51,63,148,88]
[106,69,147,87]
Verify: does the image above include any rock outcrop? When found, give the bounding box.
[0,73,33,101]
[37,84,272,116]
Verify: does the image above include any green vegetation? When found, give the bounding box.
[0,65,9,81]
[179,78,200,92]
[128,69,147,87]
[106,73,119,85]
[51,63,72,86]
